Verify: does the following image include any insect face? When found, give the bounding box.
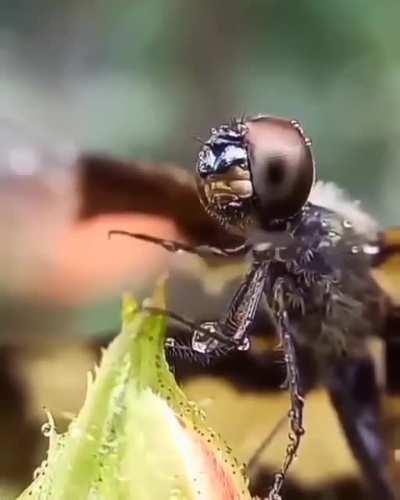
[196,120,254,229]
[196,115,315,230]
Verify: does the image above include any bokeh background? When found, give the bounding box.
[1,1,400,499]
[2,0,400,223]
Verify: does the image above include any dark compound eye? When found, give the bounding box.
[245,116,315,222]
[266,158,286,185]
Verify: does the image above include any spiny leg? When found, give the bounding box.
[268,280,305,500]
[142,305,252,369]
[188,261,267,355]
[109,229,250,257]
[165,336,225,365]
[220,262,268,343]
[143,305,239,349]
[147,261,267,354]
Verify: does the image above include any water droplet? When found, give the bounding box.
[255,242,272,252]
[321,219,329,228]
[114,404,124,416]
[351,245,360,254]
[343,219,352,229]
[363,243,379,255]
[41,422,53,437]
[319,240,331,248]
[33,462,46,480]
[165,337,176,348]
[237,337,250,351]
[70,423,84,440]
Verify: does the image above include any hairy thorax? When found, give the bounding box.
[250,204,384,359]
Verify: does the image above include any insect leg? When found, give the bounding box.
[268,280,305,500]
[327,356,396,500]
[140,306,237,363]
[191,262,268,354]
[144,262,267,360]
[109,230,250,257]
[223,262,268,340]
[143,305,238,347]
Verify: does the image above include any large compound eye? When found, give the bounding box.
[245,116,315,221]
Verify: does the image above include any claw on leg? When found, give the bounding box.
[142,306,239,350]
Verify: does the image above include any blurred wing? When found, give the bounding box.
[78,154,235,246]
[0,122,245,338]
[77,154,249,320]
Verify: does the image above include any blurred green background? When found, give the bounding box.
[1,0,400,223]
[1,2,400,499]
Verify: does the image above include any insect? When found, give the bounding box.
[109,115,398,500]
[1,117,399,498]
